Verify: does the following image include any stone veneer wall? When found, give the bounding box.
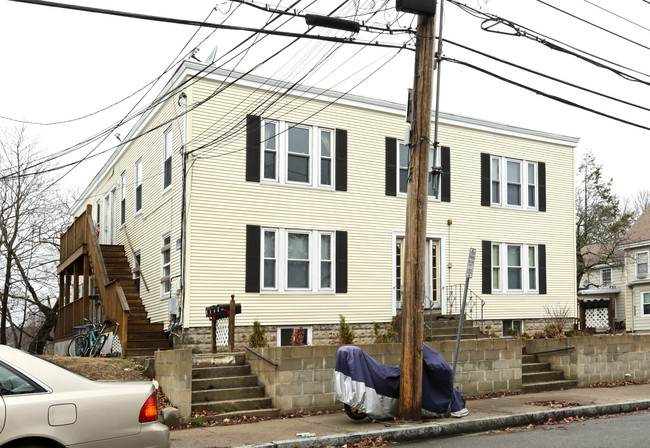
[154,348,192,423]
[525,334,650,387]
[246,339,522,413]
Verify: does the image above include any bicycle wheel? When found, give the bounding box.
[90,334,108,357]
[68,335,89,357]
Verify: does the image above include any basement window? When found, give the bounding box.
[502,319,524,337]
[277,326,312,347]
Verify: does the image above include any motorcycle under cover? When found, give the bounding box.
[335,344,469,420]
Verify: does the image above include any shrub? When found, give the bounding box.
[248,321,268,348]
[338,315,355,345]
[373,319,397,343]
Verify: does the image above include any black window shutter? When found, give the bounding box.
[335,129,348,191]
[480,153,490,207]
[385,137,397,196]
[538,162,546,212]
[482,240,492,295]
[245,225,261,292]
[538,244,547,294]
[440,146,451,202]
[246,115,261,182]
[336,231,348,293]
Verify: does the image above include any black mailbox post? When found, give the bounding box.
[205,295,241,353]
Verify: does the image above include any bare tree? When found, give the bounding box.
[0,125,71,353]
[576,150,634,291]
[625,189,650,219]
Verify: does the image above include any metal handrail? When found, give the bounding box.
[444,284,485,329]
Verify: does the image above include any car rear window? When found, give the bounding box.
[0,362,46,395]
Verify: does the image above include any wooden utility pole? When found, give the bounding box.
[399,12,437,421]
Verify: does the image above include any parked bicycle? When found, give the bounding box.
[68,319,112,357]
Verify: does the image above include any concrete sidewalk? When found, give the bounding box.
[169,384,650,448]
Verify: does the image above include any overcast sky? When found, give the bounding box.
[1,0,648,200]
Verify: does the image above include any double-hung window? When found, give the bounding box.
[163,128,172,190]
[261,228,335,293]
[120,172,126,226]
[394,238,440,307]
[601,268,612,287]
[636,251,649,277]
[491,242,538,293]
[161,234,171,298]
[261,119,335,189]
[642,291,650,315]
[135,159,142,214]
[397,142,440,199]
[490,156,538,210]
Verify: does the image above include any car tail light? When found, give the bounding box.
[139,392,159,423]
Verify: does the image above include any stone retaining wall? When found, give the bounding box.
[154,348,192,423]
[525,334,650,387]
[246,339,522,412]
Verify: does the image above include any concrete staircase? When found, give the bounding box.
[191,353,280,423]
[522,352,578,393]
[424,314,485,342]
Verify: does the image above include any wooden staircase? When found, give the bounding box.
[190,353,280,423]
[100,245,169,356]
[522,352,577,393]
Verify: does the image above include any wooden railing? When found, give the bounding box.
[56,205,130,353]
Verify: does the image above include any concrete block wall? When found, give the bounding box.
[246,340,522,413]
[525,334,650,387]
[154,348,192,423]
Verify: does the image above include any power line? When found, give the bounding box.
[444,38,650,113]
[443,57,650,132]
[584,0,650,33]
[535,0,650,52]
[8,0,413,51]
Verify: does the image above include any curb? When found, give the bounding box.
[237,400,650,448]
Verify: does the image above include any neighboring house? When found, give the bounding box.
[59,60,579,350]
[579,207,650,332]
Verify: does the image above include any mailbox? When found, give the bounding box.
[205,304,242,320]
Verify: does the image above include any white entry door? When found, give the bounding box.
[102,190,115,244]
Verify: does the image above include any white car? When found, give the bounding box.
[0,345,169,448]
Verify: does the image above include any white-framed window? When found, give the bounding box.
[163,127,172,190]
[261,120,334,189]
[133,251,141,294]
[120,172,126,226]
[636,251,648,277]
[135,158,143,214]
[601,268,612,287]
[261,228,335,293]
[642,291,650,316]
[161,234,171,298]
[395,238,440,307]
[492,242,538,293]
[502,319,524,337]
[277,326,312,346]
[491,156,537,210]
[397,142,440,199]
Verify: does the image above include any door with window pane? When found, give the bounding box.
[395,239,440,310]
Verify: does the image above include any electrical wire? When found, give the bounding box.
[584,0,650,33]
[443,56,650,132]
[444,38,650,113]
[535,0,650,52]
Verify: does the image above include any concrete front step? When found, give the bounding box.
[192,352,246,368]
[192,385,266,403]
[194,408,281,423]
[192,375,259,390]
[523,371,565,383]
[193,364,252,378]
[523,362,551,373]
[522,379,578,394]
[192,396,274,413]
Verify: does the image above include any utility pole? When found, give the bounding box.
[399,10,437,421]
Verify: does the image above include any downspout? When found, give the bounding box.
[179,91,188,334]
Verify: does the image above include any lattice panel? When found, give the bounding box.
[215,318,229,347]
[586,307,609,329]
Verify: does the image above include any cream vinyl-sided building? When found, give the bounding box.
[72,61,579,346]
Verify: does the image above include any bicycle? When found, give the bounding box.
[68,319,112,357]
